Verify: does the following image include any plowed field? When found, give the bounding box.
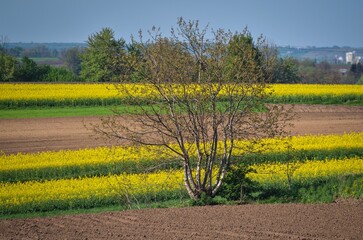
[1,201,362,240]
[1,105,362,154]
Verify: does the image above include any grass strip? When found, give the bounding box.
[0,198,191,220]
[0,101,266,119]
[266,95,363,106]
[1,97,362,119]
[0,106,114,118]
[248,174,363,204]
[0,104,167,119]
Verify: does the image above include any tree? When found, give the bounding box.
[41,67,77,82]
[94,18,291,200]
[0,35,9,53]
[61,47,83,76]
[22,45,52,58]
[0,36,18,82]
[271,57,301,83]
[350,62,363,80]
[0,51,18,82]
[15,57,51,82]
[297,59,342,84]
[122,39,147,82]
[357,75,363,85]
[80,27,126,82]
[7,46,23,57]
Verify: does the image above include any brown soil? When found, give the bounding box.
[1,201,362,240]
[1,104,363,154]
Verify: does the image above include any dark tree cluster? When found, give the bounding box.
[5,44,58,58]
[0,54,76,82]
[0,37,79,82]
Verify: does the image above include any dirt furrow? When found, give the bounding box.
[1,105,363,154]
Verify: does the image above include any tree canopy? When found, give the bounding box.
[0,51,17,82]
[80,27,127,82]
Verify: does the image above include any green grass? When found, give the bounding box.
[0,104,164,119]
[0,106,115,118]
[0,97,361,119]
[251,174,363,204]
[266,95,363,106]
[0,101,266,119]
[0,199,191,220]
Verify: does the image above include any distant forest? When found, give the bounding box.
[1,29,362,84]
[4,42,363,63]
[4,43,86,58]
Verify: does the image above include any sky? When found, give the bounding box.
[1,0,362,47]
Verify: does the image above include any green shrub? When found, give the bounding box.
[41,67,78,82]
[218,163,257,202]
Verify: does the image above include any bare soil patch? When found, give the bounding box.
[1,201,362,240]
[0,104,362,154]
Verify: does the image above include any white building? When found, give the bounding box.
[346,52,362,64]
[346,52,354,64]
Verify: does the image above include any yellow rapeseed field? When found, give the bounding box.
[0,83,362,102]
[0,145,175,171]
[1,133,362,172]
[271,84,363,96]
[247,157,363,184]
[0,170,184,213]
[0,83,120,101]
[1,157,362,214]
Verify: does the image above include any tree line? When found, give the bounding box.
[0,55,76,82]
[6,44,59,58]
[1,28,362,83]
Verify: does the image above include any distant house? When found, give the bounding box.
[346,52,354,64]
[334,55,344,64]
[346,51,362,64]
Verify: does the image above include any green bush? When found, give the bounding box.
[41,67,78,82]
[218,163,257,202]
[253,174,363,203]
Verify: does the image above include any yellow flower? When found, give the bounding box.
[247,157,363,184]
[1,83,362,103]
[1,133,362,172]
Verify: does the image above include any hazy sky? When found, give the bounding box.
[1,0,362,47]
